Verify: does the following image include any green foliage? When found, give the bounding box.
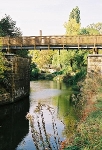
[72,109,102,149]
[87,23,102,34]
[0,14,22,37]
[86,27,100,35]
[79,27,99,35]
[29,50,54,68]
[78,28,90,35]
[16,49,28,57]
[69,6,80,24]
[63,6,87,82]
[65,73,102,150]
[64,19,80,36]
[64,6,80,35]
[52,49,88,81]
[0,52,11,81]
[64,68,87,85]
[79,23,102,35]
[0,52,5,80]
[73,50,88,71]
[30,62,39,80]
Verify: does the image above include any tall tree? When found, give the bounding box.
[0,14,22,37]
[64,18,80,35]
[61,6,88,77]
[69,6,80,24]
[64,6,81,35]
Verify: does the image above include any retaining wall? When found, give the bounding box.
[0,54,31,105]
[87,54,102,74]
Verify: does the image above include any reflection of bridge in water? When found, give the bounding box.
[1,35,102,53]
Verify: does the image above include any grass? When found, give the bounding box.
[64,72,102,150]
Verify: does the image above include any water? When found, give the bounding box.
[0,80,77,150]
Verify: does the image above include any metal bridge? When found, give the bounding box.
[1,35,102,53]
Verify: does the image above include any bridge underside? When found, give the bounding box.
[2,45,102,51]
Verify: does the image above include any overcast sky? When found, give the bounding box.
[0,0,102,36]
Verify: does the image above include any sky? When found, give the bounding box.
[0,0,102,36]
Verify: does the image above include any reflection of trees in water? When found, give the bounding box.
[26,102,62,150]
[56,94,78,140]
[61,94,81,144]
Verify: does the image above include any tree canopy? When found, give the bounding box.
[0,14,22,37]
[64,18,80,35]
[64,6,81,36]
[0,14,22,83]
[69,6,80,24]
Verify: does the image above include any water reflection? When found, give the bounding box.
[26,103,63,150]
[55,93,77,138]
[0,97,29,150]
[0,81,77,150]
[25,81,77,149]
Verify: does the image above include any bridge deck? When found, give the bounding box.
[1,35,102,50]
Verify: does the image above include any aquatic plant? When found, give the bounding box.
[26,103,64,150]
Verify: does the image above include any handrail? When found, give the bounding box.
[1,35,102,48]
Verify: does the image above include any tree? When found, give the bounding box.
[86,27,100,35]
[79,26,100,36]
[30,62,39,80]
[64,6,81,35]
[62,6,89,80]
[29,50,54,69]
[16,50,29,57]
[79,23,102,35]
[0,14,22,37]
[64,18,80,35]
[69,6,80,24]
[0,51,11,81]
[87,23,102,34]
[78,28,90,35]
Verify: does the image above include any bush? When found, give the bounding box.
[30,63,39,80]
[63,68,87,85]
[64,72,102,150]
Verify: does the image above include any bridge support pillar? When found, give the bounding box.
[87,54,102,75]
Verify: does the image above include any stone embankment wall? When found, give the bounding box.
[0,54,31,105]
[0,93,11,105]
[87,54,102,74]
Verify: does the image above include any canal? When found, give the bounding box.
[0,80,77,150]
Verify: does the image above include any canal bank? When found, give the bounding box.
[0,54,31,105]
[64,72,102,150]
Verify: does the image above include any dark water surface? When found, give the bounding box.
[0,80,77,150]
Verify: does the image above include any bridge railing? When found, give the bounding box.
[1,35,102,47]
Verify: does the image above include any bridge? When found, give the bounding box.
[1,35,102,105]
[1,35,102,53]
